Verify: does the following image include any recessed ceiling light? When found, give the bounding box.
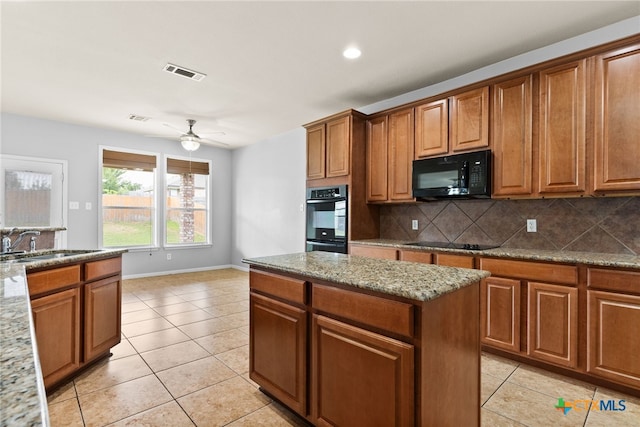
[343,47,361,59]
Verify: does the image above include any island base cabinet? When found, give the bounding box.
[587,290,640,389]
[84,277,122,362]
[31,287,81,389]
[249,292,307,416]
[311,315,414,427]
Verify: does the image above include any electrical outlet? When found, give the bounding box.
[166,253,172,260]
[412,220,418,230]
[85,202,92,210]
[527,219,537,233]
[69,201,79,210]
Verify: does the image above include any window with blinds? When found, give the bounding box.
[101,148,157,248]
[166,157,210,245]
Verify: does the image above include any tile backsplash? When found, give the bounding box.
[379,197,640,256]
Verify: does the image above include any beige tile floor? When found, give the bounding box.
[47,269,639,426]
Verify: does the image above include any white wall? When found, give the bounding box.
[0,113,233,276]
[230,128,306,268]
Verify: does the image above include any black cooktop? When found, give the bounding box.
[406,241,499,251]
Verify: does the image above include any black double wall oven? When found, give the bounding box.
[305,185,347,254]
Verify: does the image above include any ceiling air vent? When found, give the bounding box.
[129,114,151,122]
[163,63,206,82]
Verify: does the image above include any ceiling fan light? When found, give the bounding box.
[181,138,200,151]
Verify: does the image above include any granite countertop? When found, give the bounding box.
[243,251,490,302]
[351,239,640,270]
[1,248,127,271]
[0,263,48,426]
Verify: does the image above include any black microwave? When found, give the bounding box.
[412,149,491,200]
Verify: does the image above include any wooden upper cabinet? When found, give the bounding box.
[365,108,413,203]
[538,60,587,194]
[492,75,533,197]
[593,43,640,193]
[326,115,351,178]
[415,99,448,158]
[450,86,490,152]
[388,108,414,201]
[306,124,326,180]
[366,116,388,202]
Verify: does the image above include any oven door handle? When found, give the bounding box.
[307,240,345,247]
[306,198,346,204]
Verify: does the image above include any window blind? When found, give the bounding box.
[103,150,157,171]
[166,158,210,175]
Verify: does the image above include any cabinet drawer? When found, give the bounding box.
[437,253,475,269]
[399,250,432,264]
[350,244,398,260]
[312,284,414,338]
[27,265,81,296]
[85,257,121,281]
[250,269,306,305]
[479,258,577,285]
[587,268,640,294]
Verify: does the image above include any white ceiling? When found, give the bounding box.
[1,1,639,149]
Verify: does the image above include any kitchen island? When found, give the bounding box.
[243,251,490,427]
[0,249,125,426]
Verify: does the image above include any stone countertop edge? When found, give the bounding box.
[351,239,640,270]
[0,264,49,427]
[1,227,67,232]
[242,251,490,302]
[2,248,128,271]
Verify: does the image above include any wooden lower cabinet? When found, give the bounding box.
[31,287,81,389]
[587,290,640,389]
[84,276,122,362]
[28,255,122,390]
[481,277,520,352]
[527,282,578,368]
[312,315,414,426]
[249,292,307,415]
[250,267,481,426]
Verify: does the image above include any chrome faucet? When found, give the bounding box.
[1,229,41,254]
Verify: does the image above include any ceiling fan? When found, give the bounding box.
[160,119,228,151]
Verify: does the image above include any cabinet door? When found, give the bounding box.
[326,116,350,178]
[450,86,489,152]
[312,315,414,427]
[481,277,520,352]
[492,75,533,197]
[250,292,307,415]
[587,290,640,389]
[539,60,586,194]
[84,277,121,362]
[366,116,388,202]
[415,99,448,158]
[31,287,81,389]
[388,108,414,201]
[527,282,578,368]
[306,124,326,180]
[594,44,640,192]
